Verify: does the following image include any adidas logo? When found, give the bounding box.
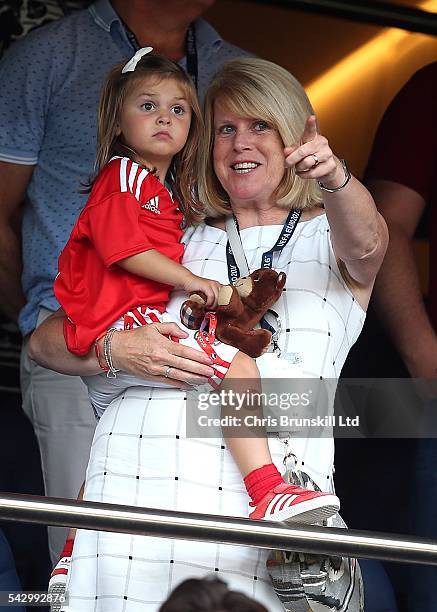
[141,196,160,214]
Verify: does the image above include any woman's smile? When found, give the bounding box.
[231,161,261,174]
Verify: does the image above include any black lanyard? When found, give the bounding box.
[185,25,198,90]
[123,21,140,52]
[225,209,302,337]
[123,23,198,91]
[226,208,302,285]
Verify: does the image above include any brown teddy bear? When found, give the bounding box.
[180,268,286,358]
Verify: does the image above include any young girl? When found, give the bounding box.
[50,49,339,594]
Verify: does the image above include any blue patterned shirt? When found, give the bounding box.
[0,0,250,335]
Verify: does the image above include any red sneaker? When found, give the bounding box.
[249,482,340,524]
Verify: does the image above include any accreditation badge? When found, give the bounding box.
[256,351,305,379]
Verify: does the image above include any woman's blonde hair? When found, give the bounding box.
[92,53,204,224]
[198,58,323,217]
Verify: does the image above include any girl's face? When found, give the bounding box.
[117,76,192,177]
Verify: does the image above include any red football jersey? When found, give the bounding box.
[55,157,184,355]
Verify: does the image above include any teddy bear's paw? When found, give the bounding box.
[218,285,234,306]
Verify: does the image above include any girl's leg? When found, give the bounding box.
[220,351,272,476]
[220,352,340,524]
[48,482,84,603]
[65,481,84,541]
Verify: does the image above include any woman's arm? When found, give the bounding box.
[317,169,388,288]
[28,308,215,386]
[28,309,98,375]
[284,116,388,288]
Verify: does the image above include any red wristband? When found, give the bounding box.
[94,331,109,372]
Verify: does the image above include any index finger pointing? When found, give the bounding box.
[300,115,318,145]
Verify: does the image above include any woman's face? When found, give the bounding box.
[212,102,286,209]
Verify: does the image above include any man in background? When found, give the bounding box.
[0,0,250,563]
[365,62,437,612]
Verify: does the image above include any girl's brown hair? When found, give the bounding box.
[92,53,204,224]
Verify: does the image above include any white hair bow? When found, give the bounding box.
[121,47,154,74]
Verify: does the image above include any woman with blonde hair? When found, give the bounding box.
[30,57,387,610]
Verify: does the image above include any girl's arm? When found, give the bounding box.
[118,250,220,307]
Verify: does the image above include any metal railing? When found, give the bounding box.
[1,492,437,565]
[236,0,437,36]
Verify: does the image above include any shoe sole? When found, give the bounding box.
[48,579,69,612]
[266,494,340,525]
